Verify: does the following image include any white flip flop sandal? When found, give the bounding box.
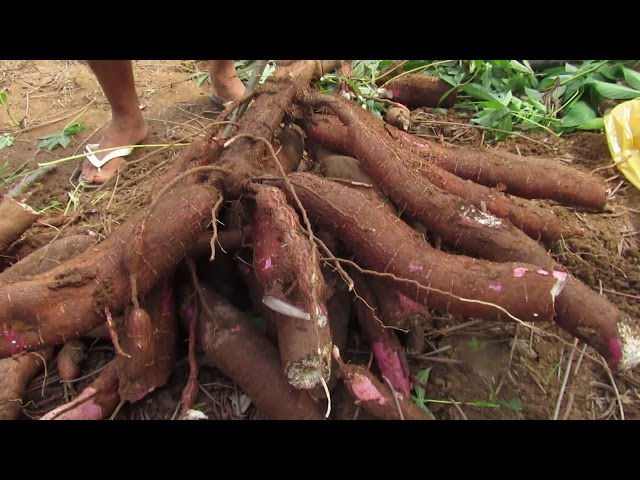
[84,143,134,172]
[70,143,135,189]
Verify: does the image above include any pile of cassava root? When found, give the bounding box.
[1,60,638,421]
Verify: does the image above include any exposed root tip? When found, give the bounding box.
[617,318,640,371]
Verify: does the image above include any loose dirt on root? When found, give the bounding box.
[2,60,639,420]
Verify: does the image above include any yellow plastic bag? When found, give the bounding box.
[604,98,640,190]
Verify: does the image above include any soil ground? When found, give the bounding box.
[1,60,639,420]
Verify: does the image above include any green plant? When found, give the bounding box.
[0,160,30,187]
[0,89,20,127]
[411,367,523,416]
[410,367,436,418]
[36,200,63,215]
[468,336,486,352]
[488,386,522,412]
[447,60,640,139]
[335,60,640,141]
[37,122,86,151]
[63,181,84,216]
[189,70,210,87]
[314,60,387,119]
[0,134,14,150]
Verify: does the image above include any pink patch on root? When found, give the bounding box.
[372,342,410,398]
[513,267,528,278]
[55,402,103,420]
[392,88,401,98]
[134,389,153,402]
[411,139,430,148]
[3,329,26,355]
[607,337,623,368]
[552,270,568,281]
[537,269,549,275]
[263,257,273,270]
[395,292,428,318]
[409,262,423,272]
[351,373,387,405]
[488,284,503,292]
[40,388,103,420]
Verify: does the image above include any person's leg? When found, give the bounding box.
[209,60,245,103]
[81,60,148,184]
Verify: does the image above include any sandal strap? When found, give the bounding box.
[84,143,134,168]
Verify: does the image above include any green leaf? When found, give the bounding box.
[510,96,522,110]
[461,83,500,102]
[37,132,58,141]
[598,63,624,81]
[481,64,493,89]
[524,97,547,113]
[478,100,505,110]
[58,135,71,149]
[510,60,534,75]
[416,367,431,383]
[63,122,85,136]
[196,74,208,87]
[0,90,7,107]
[37,137,56,151]
[496,114,513,137]
[471,107,510,128]
[561,101,596,127]
[471,400,501,408]
[189,71,210,87]
[577,116,605,131]
[500,399,523,411]
[623,67,640,91]
[0,135,14,150]
[500,90,512,107]
[589,80,640,99]
[468,336,483,352]
[524,87,543,101]
[565,62,579,73]
[37,132,66,151]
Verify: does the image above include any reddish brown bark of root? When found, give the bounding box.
[181,284,324,420]
[350,269,411,398]
[302,110,607,211]
[299,94,560,265]
[250,201,331,389]
[56,339,86,382]
[1,233,94,417]
[333,346,431,420]
[325,274,352,391]
[252,185,328,326]
[275,311,333,391]
[302,108,567,244]
[369,278,430,355]
[380,74,457,109]
[40,365,119,420]
[288,173,563,323]
[0,234,97,282]
[288,172,640,369]
[0,348,53,420]
[0,185,219,358]
[554,277,639,370]
[0,198,39,253]
[117,278,177,402]
[370,277,431,328]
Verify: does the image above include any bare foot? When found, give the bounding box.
[80,116,148,185]
[211,74,246,103]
